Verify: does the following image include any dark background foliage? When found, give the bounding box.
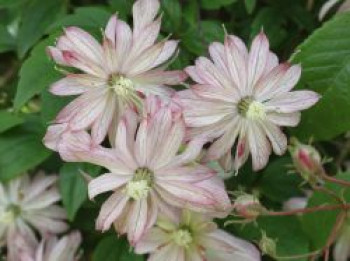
[1,0,350,260]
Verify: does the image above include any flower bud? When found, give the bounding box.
[233,194,265,220]
[289,138,325,184]
[259,231,277,257]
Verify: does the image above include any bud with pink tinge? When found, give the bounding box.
[289,138,325,185]
[233,194,265,220]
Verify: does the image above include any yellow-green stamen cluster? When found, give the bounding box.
[126,168,154,200]
[108,74,142,109]
[237,96,266,120]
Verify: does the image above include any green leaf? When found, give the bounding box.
[183,20,224,56]
[41,89,72,125]
[0,0,25,8]
[17,0,66,57]
[302,172,350,249]
[202,20,225,43]
[231,215,309,260]
[259,157,304,202]
[183,0,199,27]
[14,34,61,110]
[245,0,256,14]
[108,0,132,20]
[0,117,51,181]
[291,13,350,141]
[250,7,287,48]
[0,24,15,53]
[201,0,237,10]
[48,7,111,32]
[0,110,23,133]
[59,163,101,221]
[161,0,182,32]
[93,235,144,261]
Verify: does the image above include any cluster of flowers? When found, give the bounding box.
[0,172,81,261]
[41,0,320,260]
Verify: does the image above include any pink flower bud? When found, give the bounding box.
[233,194,265,220]
[289,138,325,183]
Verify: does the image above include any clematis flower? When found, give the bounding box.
[135,210,261,261]
[12,231,81,261]
[177,32,320,171]
[44,0,187,153]
[0,172,68,258]
[67,96,231,244]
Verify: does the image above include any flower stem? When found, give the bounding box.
[266,204,350,216]
[321,173,350,187]
[273,249,321,260]
[323,211,347,261]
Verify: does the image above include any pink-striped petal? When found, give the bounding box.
[259,120,287,155]
[265,90,321,113]
[133,0,160,34]
[50,74,105,96]
[247,122,271,171]
[127,198,149,245]
[267,111,301,127]
[60,27,104,67]
[133,70,187,85]
[135,227,170,254]
[96,192,129,231]
[247,32,269,91]
[157,166,215,183]
[91,92,116,144]
[88,173,131,199]
[224,35,248,94]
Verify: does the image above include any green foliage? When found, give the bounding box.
[0,24,15,53]
[48,7,111,31]
[92,236,144,261]
[201,0,237,10]
[161,0,182,32]
[108,0,132,20]
[259,157,304,202]
[292,13,350,141]
[231,215,309,260]
[14,35,60,110]
[302,172,350,249]
[0,110,23,132]
[0,117,51,181]
[59,163,101,221]
[245,0,256,14]
[17,0,66,58]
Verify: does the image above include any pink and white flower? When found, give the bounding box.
[177,32,320,171]
[135,210,261,261]
[12,232,81,261]
[0,173,68,258]
[44,0,186,153]
[68,96,231,245]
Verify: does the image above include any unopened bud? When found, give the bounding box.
[289,138,324,184]
[233,194,265,220]
[259,231,277,257]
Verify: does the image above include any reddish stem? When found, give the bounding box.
[267,204,350,216]
[322,174,350,187]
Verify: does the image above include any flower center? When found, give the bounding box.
[126,168,154,200]
[172,229,193,248]
[237,97,266,120]
[108,74,142,108]
[108,75,134,96]
[0,204,21,224]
